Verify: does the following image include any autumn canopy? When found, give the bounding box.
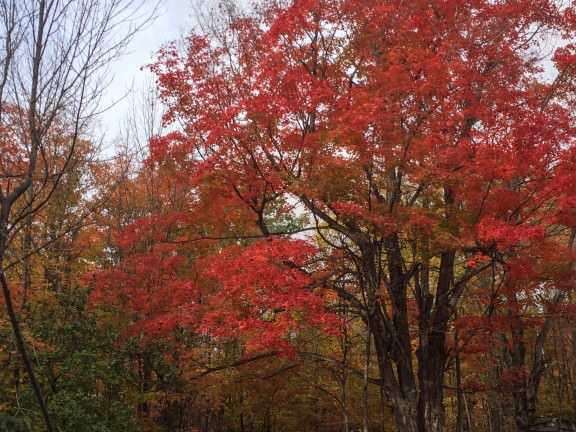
[97,0,576,430]
[3,0,576,431]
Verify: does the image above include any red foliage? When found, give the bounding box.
[95,1,576,413]
[201,238,339,354]
[88,241,202,343]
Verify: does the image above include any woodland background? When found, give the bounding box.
[2,0,576,431]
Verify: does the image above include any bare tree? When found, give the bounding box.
[0,0,157,430]
[123,73,165,159]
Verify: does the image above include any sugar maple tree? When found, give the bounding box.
[134,1,576,431]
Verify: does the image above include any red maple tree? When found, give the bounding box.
[94,1,576,430]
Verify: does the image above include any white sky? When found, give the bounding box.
[98,0,196,148]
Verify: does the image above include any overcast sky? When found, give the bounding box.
[98,0,196,147]
[96,0,561,152]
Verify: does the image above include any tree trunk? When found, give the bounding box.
[363,329,372,432]
[0,269,54,431]
[20,202,32,310]
[366,238,453,432]
[372,325,420,432]
[455,326,464,432]
[417,343,447,432]
[1,207,54,431]
[509,292,560,429]
[487,365,504,432]
[140,354,153,415]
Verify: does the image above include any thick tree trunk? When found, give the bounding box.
[371,322,419,432]
[365,238,453,432]
[414,250,454,432]
[417,337,447,432]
